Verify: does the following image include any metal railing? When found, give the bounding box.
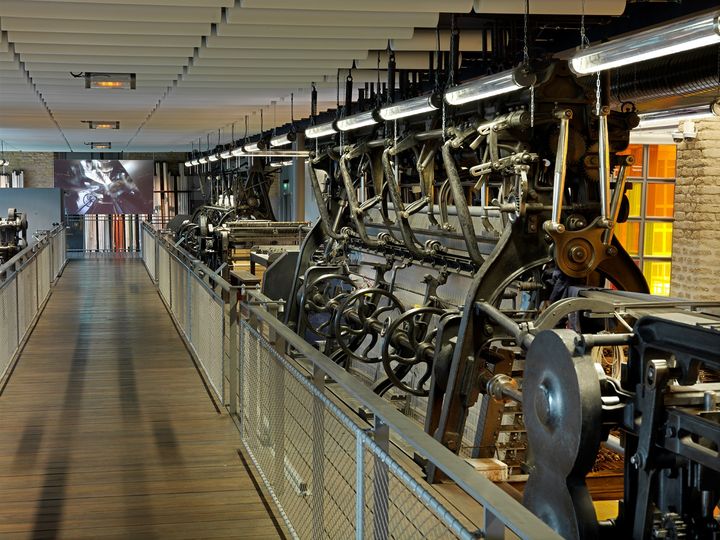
[141,222,226,402]
[0,225,66,385]
[140,222,560,540]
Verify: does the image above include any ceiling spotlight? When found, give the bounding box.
[85,72,136,90]
[305,121,338,139]
[379,94,440,121]
[336,110,380,132]
[82,120,120,130]
[85,142,111,149]
[570,10,720,75]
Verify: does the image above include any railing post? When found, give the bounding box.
[311,364,326,539]
[228,290,240,416]
[483,507,505,540]
[355,434,366,540]
[373,418,390,540]
[267,310,287,498]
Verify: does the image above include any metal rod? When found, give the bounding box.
[598,106,612,224]
[548,110,572,231]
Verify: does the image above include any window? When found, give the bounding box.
[614,144,676,296]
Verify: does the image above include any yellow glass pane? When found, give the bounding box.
[617,144,644,177]
[643,260,671,296]
[646,183,675,218]
[648,144,676,178]
[643,221,673,257]
[614,221,640,256]
[626,182,642,218]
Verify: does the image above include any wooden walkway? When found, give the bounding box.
[0,259,284,539]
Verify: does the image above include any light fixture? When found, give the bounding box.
[230,150,309,158]
[243,141,265,153]
[444,68,536,106]
[85,72,136,90]
[336,110,380,131]
[198,156,209,164]
[184,160,192,167]
[82,120,120,130]
[220,150,233,159]
[570,10,720,75]
[270,160,294,168]
[86,142,111,149]
[208,154,220,162]
[637,101,720,129]
[190,159,200,166]
[270,131,296,147]
[305,121,338,139]
[379,94,440,121]
[0,159,9,167]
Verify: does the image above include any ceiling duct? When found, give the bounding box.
[610,45,720,107]
[473,0,626,15]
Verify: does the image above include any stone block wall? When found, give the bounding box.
[670,116,720,300]
[2,152,55,188]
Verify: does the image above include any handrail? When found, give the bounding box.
[0,224,64,279]
[141,220,235,294]
[242,299,561,540]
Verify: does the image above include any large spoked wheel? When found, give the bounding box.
[381,307,446,396]
[300,273,358,339]
[333,288,404,364]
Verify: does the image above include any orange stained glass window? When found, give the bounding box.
[648,145,676,178]
[643,260,672,296]
[644,221,673,257]
[618,144,644,177]
[626,182,642,218]
[615,222,641,256]
[646,183,675,218]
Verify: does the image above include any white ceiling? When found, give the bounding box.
[0,0,626,153]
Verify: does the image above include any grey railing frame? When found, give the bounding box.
[0,224,65,284]
[140,220,559,540]
[241,290,560,540]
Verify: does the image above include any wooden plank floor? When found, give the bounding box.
[0,258,285,539]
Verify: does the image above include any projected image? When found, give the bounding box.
[54,160,153,214]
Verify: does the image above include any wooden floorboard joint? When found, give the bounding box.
[0,258,282,539]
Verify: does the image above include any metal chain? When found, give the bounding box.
[595,71,601,116]
[524,0,534,128]
[580,0,590,49]
[523,0,530,66]
[442,101,447,141]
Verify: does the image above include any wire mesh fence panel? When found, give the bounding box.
[16,259,38,340]
[189,277,224,401]
[170,258,187,330]
[0,280,19,379]
[37,248,51,304]
[142,228,156,280]
[158,248,171,304]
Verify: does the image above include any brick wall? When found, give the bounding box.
[670,116,720,300]
[3,152,55,188]
[2,151,187,189]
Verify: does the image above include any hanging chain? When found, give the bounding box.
[580,0,590,49]
[595,71,602,116]
[523,0,535,128]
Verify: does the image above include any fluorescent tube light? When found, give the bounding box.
[571,11,720,75]
[83,120,120,130]
[637,101,720,129]
[305,121,338,139]
[336,110,380,131]
[379,95,439,121]
[208,154,219,162]
[444,68,535,106]
[86,142,111,149]
[220,150,233,159]
[243,141,262,152]
[270,160,294,168]
[184,160,192,167]
[270,132,296,147]
[198,156,209,164]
